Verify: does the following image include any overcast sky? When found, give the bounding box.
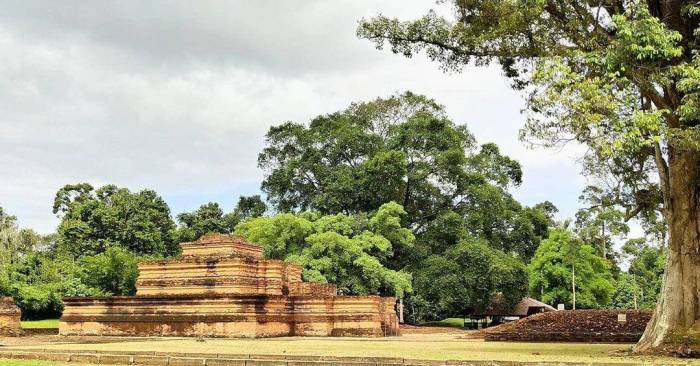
[0,1,587,234]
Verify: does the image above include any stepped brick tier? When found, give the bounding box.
[0,297,21,336]
[59,234,399,338]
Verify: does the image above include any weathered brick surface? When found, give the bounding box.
[133,355,170,365]
[483,310,650,343]
[484,331,641,343]
[41,352,72,362]
[206,359,247,366]
[99,354,134,364]
[404,359,446,365]
[0,297,22,336]
[244,360,287,366]
[286,361,333,366]
[0,350,661,366]
[11,352,39,360]
[60,234,399,338]
[217,354,251,359]
[169,356,205,366]
[284,355,323,361]
[444,362,491,366]
[70,353,100,363]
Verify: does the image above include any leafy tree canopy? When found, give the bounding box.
[528,228,614,309]
[359,1,700,349]
[53,183,177,258]
[410,238,527,322]
[259,91,551,260]
[175,195,267,243]
[80,246,139,296]
[234,202,413,298]
[622,238,666,309]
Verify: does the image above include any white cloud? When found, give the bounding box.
[0,0,586,233]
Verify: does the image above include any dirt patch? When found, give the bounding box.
[482,309,652,342]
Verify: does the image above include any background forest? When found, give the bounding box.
[0,92,665,322]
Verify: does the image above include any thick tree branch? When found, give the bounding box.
[653,141,671,214]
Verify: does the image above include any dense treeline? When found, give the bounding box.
[0,92,665,321]
[357,0,694,350]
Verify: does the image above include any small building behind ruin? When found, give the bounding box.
[59,234,399,337]
[467,296,556,328]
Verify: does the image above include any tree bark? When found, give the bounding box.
[635,148,700,352]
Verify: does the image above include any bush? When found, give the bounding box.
[13,283,64,319]
[5,252,101,319]
[80,247,139,296]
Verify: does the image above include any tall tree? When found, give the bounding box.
[175,195,267,243]
[412,238,527,322]
[176,202,234,243]
[53,183,177,257]
[259,92,549,260]
[359,1,700,350]
[623,238,667,309]
[575,186,630,262]
[232,195,267,222]
[528,228,614,309]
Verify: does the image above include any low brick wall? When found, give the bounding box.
[0,349,664,366]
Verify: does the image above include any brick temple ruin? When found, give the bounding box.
[0,297,21,336]
[59,234,400,337]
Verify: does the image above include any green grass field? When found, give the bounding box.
[6,334,697,364]
[419,318,465,328]
[19,319,59,329]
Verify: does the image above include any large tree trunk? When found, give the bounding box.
[635,149,700,352]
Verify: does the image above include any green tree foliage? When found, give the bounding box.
[80,247,139,296]
[359,1,700,349]
[5,251,100,319]
[410,238,527,322]
[176,202,234,243]
[528,228,614,309]
[232,195,267,222]
[259,92,480,217]
[175,195,267,243]
[1,205,144,318]
[53,183,177,258]
[259,91,551,260]
[0,206,102,318]
[257,91,555,322]
[611,272,643,309]
[235,202,413,297]
[622,239,666,309]
[575,186,631,262]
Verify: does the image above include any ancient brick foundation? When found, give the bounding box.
[483,309,651,343]
[0,297,22,336]
[59,234,399,337]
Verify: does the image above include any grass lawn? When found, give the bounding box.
[8,334,697,364]
[419,318,465,328]
[19,319,59,329]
